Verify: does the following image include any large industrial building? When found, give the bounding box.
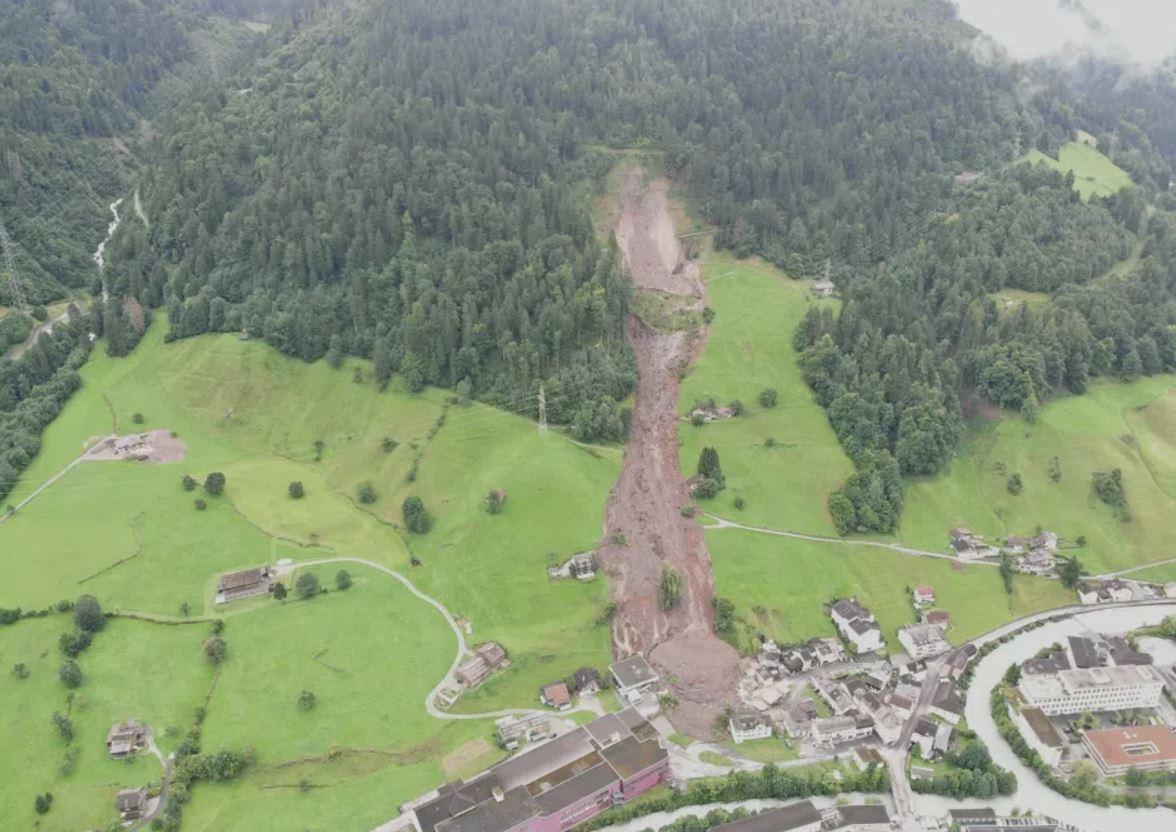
[1017,665,1164,716]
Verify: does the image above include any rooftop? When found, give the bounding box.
[1019,706,1064,749]
[711,800,821,832]
[1020,664,1162,699]
[1083,724,1176,769]
[900,623,950,648]
[610,654,658,689]
[1068,636,1100,669]
[218,567,268,592]
[830,804,891,827]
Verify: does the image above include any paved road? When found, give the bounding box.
[704,514,996,566]
[1096,557,1176,579]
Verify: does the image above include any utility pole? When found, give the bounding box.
[538,384,548,436]
[0,220,27,312]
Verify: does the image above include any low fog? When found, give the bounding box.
[954,0,1176,66]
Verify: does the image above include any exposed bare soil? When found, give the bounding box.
[597,169,740,737]
[84,429,188,463]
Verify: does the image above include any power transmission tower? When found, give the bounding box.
[0,220,27,312]
[538,384,548,436]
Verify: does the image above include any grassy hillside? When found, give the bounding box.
[679,252,852,534]
[1024,141,1134,200]
[707,529,1074,651]
[901,376,1176,575]
[0,317,618,829]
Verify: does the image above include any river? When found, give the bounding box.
[92,197,123,275]
[910,603,1176,831]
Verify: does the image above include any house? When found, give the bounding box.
[781,699,819,737]
[910,718,938,759]
[943,644,977,681]
[1082,725,1176,776]
[884,693,914,720]
[1077,579,1134,605]
[1023,646,1070,676]
[933,723,954,758]
[829,599,884,654]
[1007,698,1065,768]
[824,804,892,832]
[811,279,835,298]
[729,712,772,744]
[495,713,553,749]
[929,679,963,725]
[408,708,668,832]
[106,721,147,758]
[922,610,951,631]
[954,171,983,186]
[948,528,994,560]
[116,787,148,821]
[712,800,822,832]
[852,746,884,771]
[898,623,951,660]
[540,682,572,711]
[609,655,659,704]
[1018,665,1164,715]
[912,586,935,607]
[455,642,510,688]
[870,708,904,746]
[810,715,874,747]
[215,565,274,604]
[572,667,603,695]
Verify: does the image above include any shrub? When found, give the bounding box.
[702,307,715,324]
[132,412,144,424]
[203,472,226,496]
[728,399,744,417]
[402,495,433,534]
[295,572,321,599]
[194,498,207,511]
[356,481,377,504]
[298,690,317,711]
[203,636,228,665]
[272,582,287,600]
[484,490,505,515]
[12,662,29,679]
[733,496,745,510]
[381,435,399,453]
[1091,468,1129,519]
[1006,473,1023,495]
[59,660,82,689]
[288,481,305,499]
[335,570,352,591]
[59,629,93,658]
[181,474,197,491]
[73,594,104,633]
[34,793,53,815]
[693,477,720,499]
[759,388,778,408]
[697,447,725,488]
[659,565,683,610]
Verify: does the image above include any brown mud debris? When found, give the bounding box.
[597,169,740,738]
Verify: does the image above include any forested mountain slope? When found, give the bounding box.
[0,0,267,307]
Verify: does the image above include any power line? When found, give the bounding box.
[0,219,27,311]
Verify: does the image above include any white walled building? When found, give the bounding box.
[829,598,885,654]
[1018,665,1164,716]
[898,623,951,660]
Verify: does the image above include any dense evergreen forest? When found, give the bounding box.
[5,0,1176,525]
[0,0,268,306]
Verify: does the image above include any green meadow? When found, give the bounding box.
[679,251,852,535]
[1023,141,1134,200]
[706,529,1074,650]
[900,376,1176,575]
[0,316,618,828]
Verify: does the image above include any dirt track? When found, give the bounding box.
[597,169,740,737]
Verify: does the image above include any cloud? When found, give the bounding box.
[953,0,1176,66]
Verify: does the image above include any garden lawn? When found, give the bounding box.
[707,528,1073,650]
[0,615,212,832]
[1024,141,1134,200]
[680,251,852,534]
[900,376,1176,575]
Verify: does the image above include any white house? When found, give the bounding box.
[912,585,935,607]
[810,715,874,746]
[829,598,885,654]
[729,712,772,744]
[1008,703,1064,768]
[1018,665,1164,716]
[898,624,951,660]
[609,655,660,705]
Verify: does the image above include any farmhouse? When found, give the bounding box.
[116,787,148,821]
[215,566,274,604]
[711,800,822,832]
[728,712,772,744]
[811,279,835,298]
[898,623,951,660]
[540,682,572,711]
[609,655,659,704]
[455,642,511,688]
[1018,665,1164,716]
[947,528,992,559]
[408,708,668,832]
[110,433,152,460]
[1082,725,1176,776]
[572,667,602,695]
[106,721,146,758]
[829,599,884,654]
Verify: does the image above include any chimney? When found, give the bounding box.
[491,787,504,803]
